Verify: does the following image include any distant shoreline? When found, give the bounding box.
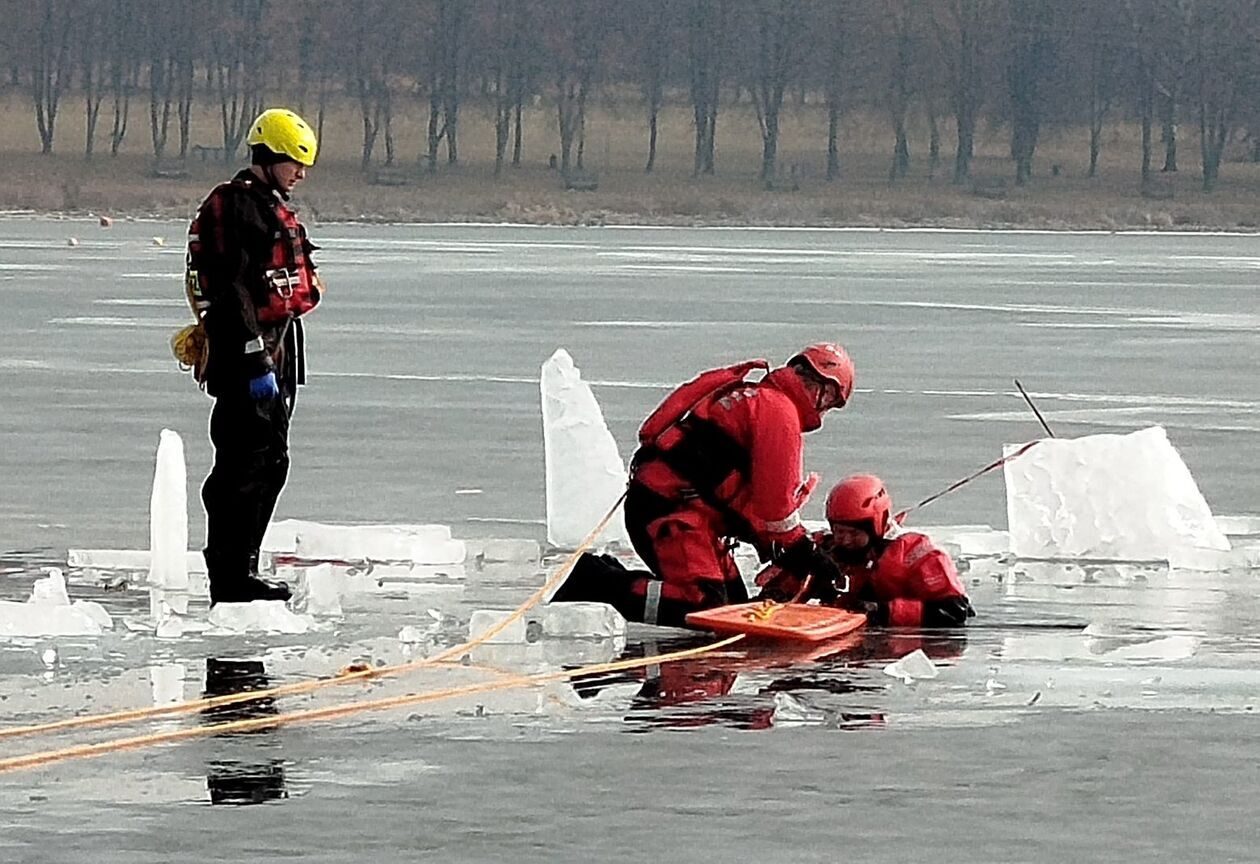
[3,150,1260,234]
[2,209,1260,236]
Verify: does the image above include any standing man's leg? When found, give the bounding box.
[202,395,292,604]
[249,394,291,564]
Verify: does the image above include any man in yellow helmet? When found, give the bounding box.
[185,108,323,605]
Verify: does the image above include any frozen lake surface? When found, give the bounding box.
[1,219,1258,862]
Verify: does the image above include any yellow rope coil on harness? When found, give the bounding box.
[170,322,208,382]
[0,633,744,775]
[0,490,630,743]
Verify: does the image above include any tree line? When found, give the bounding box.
[3,0,1259,191]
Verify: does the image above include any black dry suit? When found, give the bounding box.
[186,169,319,601]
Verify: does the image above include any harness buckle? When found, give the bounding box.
[265,267,298,299]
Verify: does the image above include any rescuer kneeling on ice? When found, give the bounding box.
[183,108,323,605]
[553,343,854,628]
[756,474,975,627]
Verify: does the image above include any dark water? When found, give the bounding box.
[0,219,1257,861]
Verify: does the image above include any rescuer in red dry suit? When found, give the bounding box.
[185,108,323,605]
[756,474,975,627]
[552,343,854,627]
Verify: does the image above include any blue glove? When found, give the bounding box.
[249,371,279,401]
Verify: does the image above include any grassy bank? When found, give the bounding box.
[3,90,1260,230]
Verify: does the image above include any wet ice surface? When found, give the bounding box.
[2,219,1259,861]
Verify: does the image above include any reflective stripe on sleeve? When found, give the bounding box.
[763,511,802,534]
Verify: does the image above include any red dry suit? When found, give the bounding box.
[756,529,973,627]
[620,363,823,627]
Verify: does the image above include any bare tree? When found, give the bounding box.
[1008,0,1053,185]
[746,0,806,185]
[147,13,177,164]
[209,0,268,164]
[80,0,108,159]
[639,0,670,173]
[817,1,850,181]
[31,0,73,154]
[930,0,996,182]
[427,0,465,171]
[688,0,725,175]
[551,0,604,177]
[884,1,914,182]
[1075,0,1120,177]
[344,0,396,170]
[489,0,515,176]
[106,0,139,157]
[1193,0,1259,191]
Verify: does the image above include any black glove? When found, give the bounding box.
[858,600,887,624]
[923,596,975,627]
[772,536,817,577]
[772,537,845,603]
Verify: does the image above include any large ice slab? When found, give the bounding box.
[541,349,631,549]
[1004,426,1229,562]
[263,519,465,564]
[0,569,114,637]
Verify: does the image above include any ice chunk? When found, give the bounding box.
[1167,542,1260,572]
[282,521,465,564]
[31,568,70,605]
[934,529,1009,558]
[148,430,190,607]
[155,615,183,639]
[206,601,312,635]
[1004,427,1230,562]
[471,601,629,645]
[0,603,106,637]
[74,601,113,630]
[771,692,827,726]
[1086,634,1199,662]
[337,561,467,595]
[541,602,626,639]
[68,549,206,572]
[541,349,632,549]
[398,624,429,644]
[260,519,300,554]
[468,609,530,644]
[466,538,541,564]
[882,648,939,683]
[910,524,998,546]
[0,572,113,637]
[299,563,343,616]
[1215,515,1260,537]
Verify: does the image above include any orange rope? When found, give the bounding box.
[0,490,628,743]
[0,633,743,774]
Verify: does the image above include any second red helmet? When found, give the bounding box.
[825,474,892,538]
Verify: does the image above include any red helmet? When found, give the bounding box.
[825,474,891,538]
[790,342,855,408]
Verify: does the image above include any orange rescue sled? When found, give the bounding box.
[686,602,866,643]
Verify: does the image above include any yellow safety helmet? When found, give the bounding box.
[246,108,318,166]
